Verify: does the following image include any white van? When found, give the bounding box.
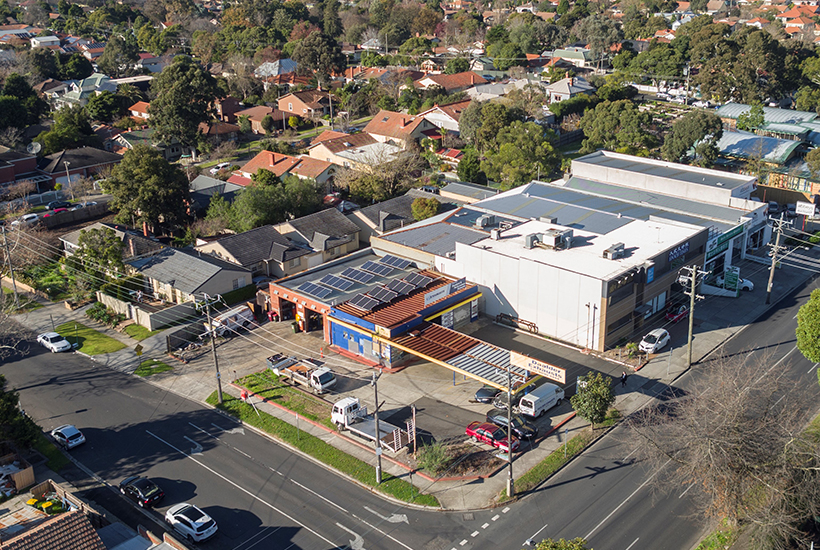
[205,305,255,336]
[518,383,565,418]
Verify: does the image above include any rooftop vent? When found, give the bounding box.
[475,214,496,228]
[539,216,558,224]
[524,233,541,249]
[603,242,625,260]
[541,228,573,250]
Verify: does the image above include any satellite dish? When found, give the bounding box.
[26,142,42,154]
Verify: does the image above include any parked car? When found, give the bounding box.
[492,384,536,410]
[119,476,165,508]
[10,213,39,228]
[252,276,273,290]
[209,162,230,175]
[485,410,538,440]
[786,204,797,218]
[37,332,71,352]
[715,274,754,291]
[42,208,68,217]
[665,304,689,323]
[474,384,501,404]
[51,424,85,449]
[69,201,97,211]
[165,503,218,543]
[46,200,71,210]
[768,201,781,215]
[465,421,520,452]
[639,328,670,354]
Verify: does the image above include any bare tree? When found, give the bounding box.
[0,127,24,149]
[2,211,61,271]
[0,180,35,202]
[0,293,32,361]
[625,352,820,550]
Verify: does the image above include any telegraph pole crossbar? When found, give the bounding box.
[201,293,223,404]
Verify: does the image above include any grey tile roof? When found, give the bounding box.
[38,147,122,174]
[128,247,249,294]
[355,189,458,232]
[59,222,163,258]
[380,220,488,256]
[189,175,243,209]
[208,225,310,266]
[287,208,361,250]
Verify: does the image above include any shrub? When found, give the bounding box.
[86,302,125,327]
[417,441,451,475]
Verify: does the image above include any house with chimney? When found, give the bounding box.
[308,131,405,170]
[234,105,288,134]
[543,76,595,103]
[272,208,361,266]
[234,150,335,184]
[277,90,331,120]
[346,188,458,243]
[415,71,488,94]
[417,99,472,134]
[362,110,438,148]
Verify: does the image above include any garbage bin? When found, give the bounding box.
[291,321,299,333]
[267,311,275,322]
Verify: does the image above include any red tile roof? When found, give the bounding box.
[240,151,301,177]
[315,132,377,153]
[363,110,427,141]
[0,511,106,550]
[417,71,487,92]
[311,130,349,145]
[227,174,253,186]
[290,156,333,179]
[281,90,329,110]
[199,121,240,136]
[435,99,471,122]
[129,101,150,114]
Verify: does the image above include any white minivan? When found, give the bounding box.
[518,383,565,418]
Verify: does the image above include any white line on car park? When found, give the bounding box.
[809,363,818,374]
[471,531,479,537]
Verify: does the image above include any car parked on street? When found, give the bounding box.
[665,304,689,323]
[639,328,670,354]
[51,424,85,449]
[42,208,68,217]
[165,503,218,543]
[37,332,71,352]
[474,384,501,404]
[485,410,538,440]
[69,201,97,211]
[46,200,71,210]
[119,476,165,508]
[465,421,520,452]
[10,213,39,228]
[715,274,754,291]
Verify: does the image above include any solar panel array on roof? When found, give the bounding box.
[320,274,354,291]
[298,282,332,299]
[404,272,433,288]
[348,293,381,312]
[387,279,414,296]
[369,287,398,302]
[341,268,375,284]
[380,254,412,269]
[361,260,394,276]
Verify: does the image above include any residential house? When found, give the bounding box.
[259,72,312,91]
[80,42,106,61]
[309,132,394,169]
[0,24,38,39]
[129,101,150,120]
[544,76,595,103]
[113,127,188,160]
[415,71,488,93]
[311,130,349,146]
[37,147,122,187]
[469,57,496,71]
[30,34,59,48]
[128,247,252,305]
[254,58,298,79]
[135,52,168,73]
[705,0,726,12]
[746,17,770,27]
[346,188,459,243]
[236,150,335,184]
[215,96,244,123]
[195,224,314,278]
[417,99,472,134]
[60,221,164,260]
[0,148,41,188]
[277,90,331,119]
[361,37,382,51]
[362,109,438,147]
[189,174,243,215]
[234,105,287,133]
[551,47,595,68]
[199,121,241,145]
[33,78,67,101]
[436,147,464,167]
[53,74,116,109]
[273,208,361,267]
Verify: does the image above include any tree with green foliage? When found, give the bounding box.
[252,168,281,187]
[570,371,615,429]
[807,148,820,180]
[661,110,723,166]
[475,102,518,152]
[105,144,190,232]
[458,100,484,143]
[261,114,275,134]
[2,73,47,125]
[0,374,40,450]
[323,0,342,38]
[75,227,125,283]
[292,31,345,86]
[288,116,299,130]
[411,197,440,220]
[736,102,764,131]
[549,94,596,119]
[445,57,470,74]
[556,0,569,14]
[797,288,820,363]
[480,121,560,189]
[34,105,100,155]
[86,91,124,123]
[26,47,58,80]
[97,34,139,78]
[237,115,252,134]
[534,538,591,550]
[488,42,526,71]
[0,96,24,131]
[149,56,218,158]
[573,14,622,70]
[579,100,656,154]
[57,53,93,80]
[457,148,486,184]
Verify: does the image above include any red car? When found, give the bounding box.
[465,421,520,452]
[665,304,689,323]
[42,208,68,218]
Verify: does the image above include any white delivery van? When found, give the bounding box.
[205,305,255,336]
[518,383,565,418]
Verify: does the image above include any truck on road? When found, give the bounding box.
[267,355,337,394]
[331,397,410,452]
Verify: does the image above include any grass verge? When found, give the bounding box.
[695,520,737,550]
[124,324,160,341]
[239,372,335,429]
[135,359,172,377]
[33,433,70,473]
[206,392,439,507]
[56,321,126,355]
[2,287,42,311]
[499,409,621,502]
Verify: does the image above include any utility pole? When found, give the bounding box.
[202,293,223,404]
[1,227,19,308]
[679,264,705,367]
[506,363,514,497]
[371,371,383,484]
[766,213,790,305]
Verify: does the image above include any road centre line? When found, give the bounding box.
[771,395,786,409]
[232,525,279,550]
[584,459,671,540]
[482,523,489,529]
[524,523,550,546]
[809,363,818,374]
[625,537,640,550]
[146,430,338,548]
[459,540,468,546]
[679,484,694,498]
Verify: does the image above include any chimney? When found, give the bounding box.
[129,237,136,258]
[471,73,475,84]
[142,220,149,237]
[379,211,390,232]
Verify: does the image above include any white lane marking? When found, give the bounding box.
[336,523,366,550]
[679,484,694,498]
[491,515,500,521]
[213,422,244,435]
[232,525,279,550]
[771,395,786,409]
[146,430,338,547]
[237,449,251,459]
[363,505,409,524]
[584,459,671,540]
[622,448,637,462]
[502,507,510,513]
[190,422,212,437]
[471,531,479,537]
[625,537,640,550]
[183,436,203,455]
[809,363,819,374]
[481,523,489,529]
[459,540,468,546]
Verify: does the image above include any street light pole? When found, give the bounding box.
[506,363,514,497]
[372,371,383,484]
[63,161,74,200]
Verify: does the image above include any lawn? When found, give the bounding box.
[33,433,70,473]
[124,324,160,341]
[238,371,334,429]
[134,359,173,377]
[207,392,439,507]
[56,321,126,355]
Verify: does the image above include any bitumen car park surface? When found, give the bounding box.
[5,226,820,519]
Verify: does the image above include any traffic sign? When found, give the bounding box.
[134,344,143,356]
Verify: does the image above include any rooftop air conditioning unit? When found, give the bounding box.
[542,228,573,250]
[539,216,558,224]
[475,214,496,228]
[524,233,541,249]
[603,242,625,260]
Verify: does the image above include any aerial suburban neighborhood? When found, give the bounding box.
[2,0,820,548]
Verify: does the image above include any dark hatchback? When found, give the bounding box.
[118,476,165,508]
[486,410,538,440]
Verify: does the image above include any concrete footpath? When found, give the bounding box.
[5,245,820,511]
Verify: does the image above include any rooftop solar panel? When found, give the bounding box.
[340,268,375,284]
[380,254,412,269]
[387,279,414,296]
[369,287,398,302]
[361,261,394,276]
[348,293,381,312]
[404,272,433,288]
[298,282,332,299]
[320,274,354,291]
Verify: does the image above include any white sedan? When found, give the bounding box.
[37,332,71,353]
[716,275,754,291]
[165,503,218,543]
[639,328,670,354]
